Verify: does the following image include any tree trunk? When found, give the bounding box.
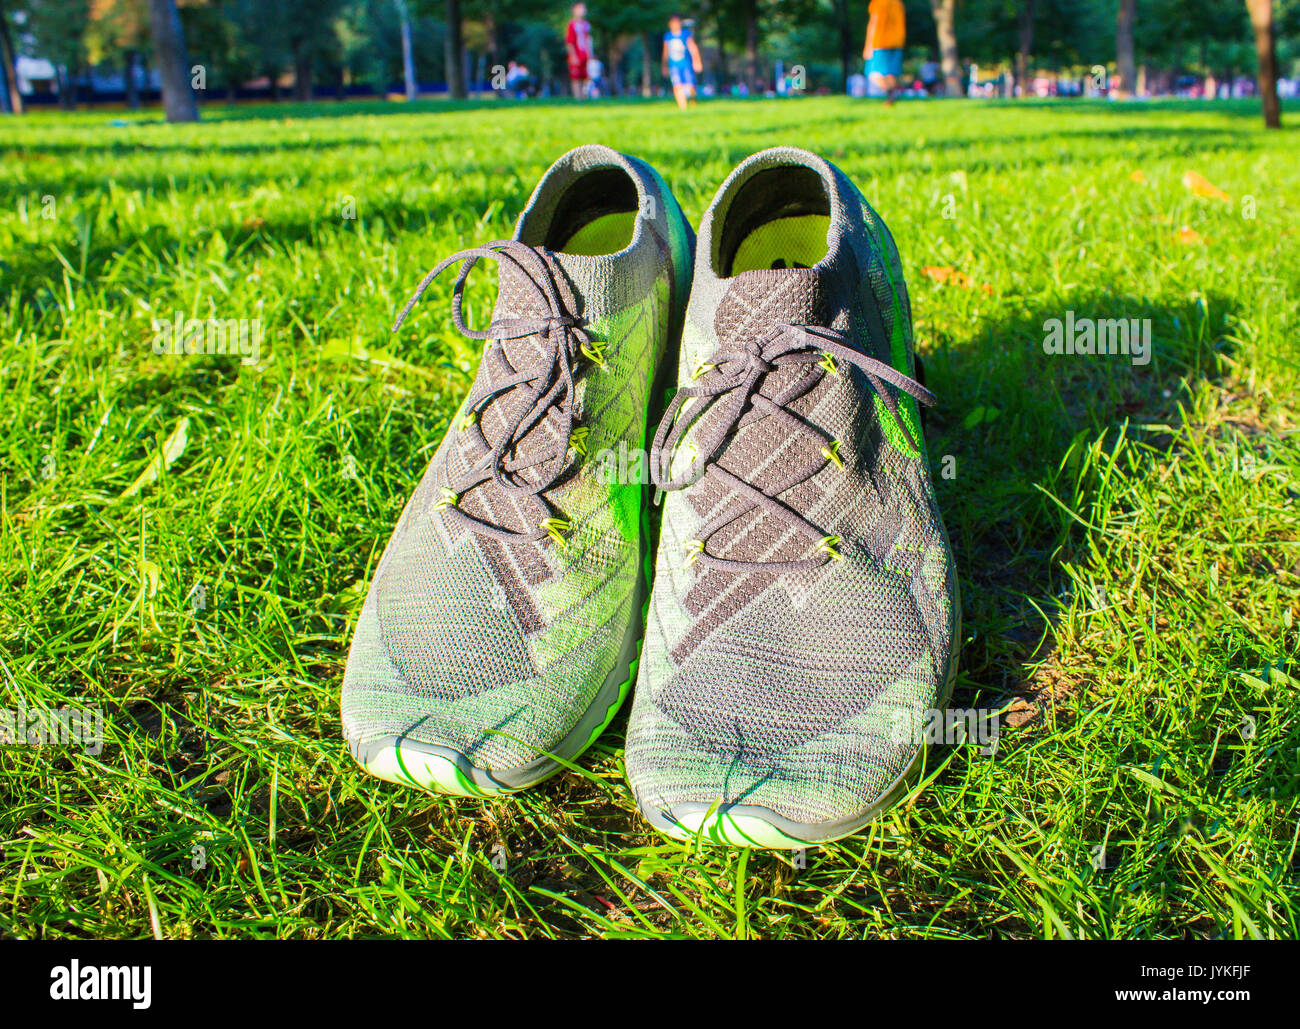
[1015,0,1035,98]
[58,67,75,110]
[1116,0,1136,98]
[445,0,466,99]
[293,45,312,100]
[641,32,652,96]
[743,0,759,93]
[124,48,140,109]
[0,0,23,115]
[930,0,961,97]
[607,37,624,97]
[397,0,416,100]
[147,0,199,121]
[833,0,852,91]
[1246,0,1281,128]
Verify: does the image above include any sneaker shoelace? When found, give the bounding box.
[393,240,596,546]
[649,323,935,573]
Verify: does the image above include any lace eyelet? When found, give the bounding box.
[816,535,842,561]
[540,517,570,547]
[821,439,843,470]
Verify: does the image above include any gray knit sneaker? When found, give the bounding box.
[626,147,960,846]
[341,145,693,797]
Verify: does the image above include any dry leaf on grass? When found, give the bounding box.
[922,265,994,296]
[1182,170,1231,202]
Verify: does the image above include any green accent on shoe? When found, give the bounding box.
[341,144,693,795]
[374,739,500,798]
[665,808,809,849]
[626,146,960,847]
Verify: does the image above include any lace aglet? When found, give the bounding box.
[653,487,664,507]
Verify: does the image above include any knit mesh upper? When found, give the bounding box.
[341,146,690,772]
[626,148,957,826]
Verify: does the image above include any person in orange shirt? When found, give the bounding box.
[863,0,906,105]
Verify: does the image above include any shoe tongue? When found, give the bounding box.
[468,244,634,511]
[676,267,832,441]
[490,251,581,370]
[678,267,843,569]
[490,246,640,358]
[713,267,832,351]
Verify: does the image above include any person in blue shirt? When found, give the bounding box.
[662,13,704,110]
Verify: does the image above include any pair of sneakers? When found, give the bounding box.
[340,145,960,848]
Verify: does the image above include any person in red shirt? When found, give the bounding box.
[566,3,593,99]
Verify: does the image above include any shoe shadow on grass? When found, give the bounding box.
[920,289,1239,720]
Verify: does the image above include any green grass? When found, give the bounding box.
[1,95,1297,940]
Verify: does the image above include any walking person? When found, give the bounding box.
[566,2,593,99]
[662,13,703,110]
[863,0,906,105]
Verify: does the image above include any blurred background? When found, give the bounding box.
[0,1,1296,118]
